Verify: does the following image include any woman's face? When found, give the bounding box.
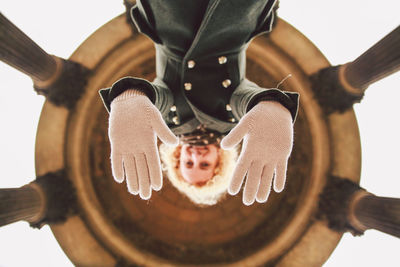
[179,144,220,185]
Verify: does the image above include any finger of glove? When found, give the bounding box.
[136,153,152,200]
[228,154,251,195]
[274,159,288,193]
[111,153,124,183]
[256,164,274,203]
[124,155,139,195]
[243,162,263,206]
[221,120,249,150]
[150,108,179,146]
[145,146,163,191]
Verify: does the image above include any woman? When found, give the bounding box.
[100,0,299,205]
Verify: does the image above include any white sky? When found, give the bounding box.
[0,1,399,266]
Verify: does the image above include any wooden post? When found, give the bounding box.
[0,184,46,227]
[341,25,400,91]
[0,12,90,109]
[0,12,61,84]
[0,170,78,228]
[311,25,400,114]
[348,191,400,238]
[318,176,400,238]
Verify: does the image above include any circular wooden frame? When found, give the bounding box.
[35,15,361,266]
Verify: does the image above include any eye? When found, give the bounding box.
[200,162,210,168]
[185,161,193,167]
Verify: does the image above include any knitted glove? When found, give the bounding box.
[109,89,178,199]
[221,101,293,205]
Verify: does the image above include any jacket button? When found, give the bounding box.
[229,118,236,123]
[170,105,177,112]
[172,116,180,125]
[218,56,227,64]
[226,104,232,111]
[187,60,196,69]
[222,79,231,88]
[184,83,192,91]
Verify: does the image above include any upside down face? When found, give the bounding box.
[179,144,220,186]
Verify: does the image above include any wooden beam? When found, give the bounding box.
[0,184,45,227]
[349,192,400,238]
[0,12,60,83]
[343,25,400,91]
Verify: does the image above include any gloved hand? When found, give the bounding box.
[109,89,179,199]
[221,101,293,205]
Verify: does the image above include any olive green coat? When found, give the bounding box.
[100,0,299,134]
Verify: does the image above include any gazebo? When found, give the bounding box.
[1,1,399,266]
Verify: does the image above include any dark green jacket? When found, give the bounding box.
[100,0,299,135]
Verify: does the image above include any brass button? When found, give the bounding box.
[225,104,232,111]
[218,56,227,64]
[172,116,180,125]
[184,83,192,91]
[170,105,177,112]
[229,118,236,123]
[188,60,195,69]
[222,79,231,88]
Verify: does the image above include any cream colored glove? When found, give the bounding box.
[109,89,178,199]
[221,101,293,205]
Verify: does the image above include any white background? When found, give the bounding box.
[0,1,399,266]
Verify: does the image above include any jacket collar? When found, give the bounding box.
[183,0,221,61]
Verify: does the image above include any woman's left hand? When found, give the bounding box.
[221,101,293,205]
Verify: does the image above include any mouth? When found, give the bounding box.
[190,145,208,150]
[188,145,209,155]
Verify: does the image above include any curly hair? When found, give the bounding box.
[159,143,238,206]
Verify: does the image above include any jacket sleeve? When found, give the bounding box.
[130,1,162,44]
[230,79,299,122]
[247,0,277,41]
[98,77,174,119]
